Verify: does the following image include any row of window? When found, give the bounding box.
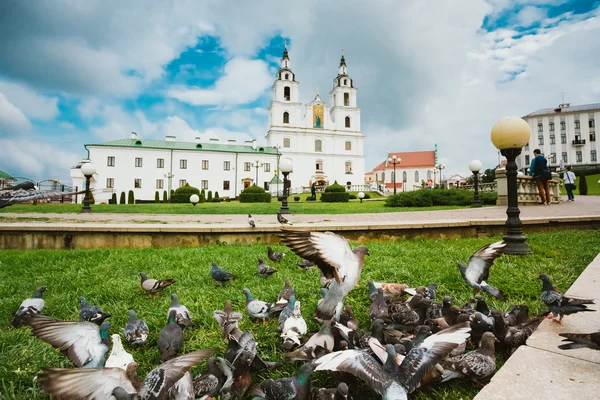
[106,157,270,172]
[282,112,352,128]
[533,133,597,145]
[106,178,233,191]
[280,138,353,152]
[282,87,350,104]
[525,150,597,165]
[537,119,595,132]
[374,171,423,182]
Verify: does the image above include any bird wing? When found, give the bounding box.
[368,337,405,365]
[193,373,219,397]
[279,230,356,284]
[0,187,86,209]
[37,367,136,399]
[247,300,270,315]
[465,242,505,284]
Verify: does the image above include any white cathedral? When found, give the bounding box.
[71,48,366,202]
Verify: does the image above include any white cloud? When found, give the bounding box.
[84,103,157,141]
[515,6,548,26]
[0,81,59,121]
[0,93,31,136]
[168,58,272,106]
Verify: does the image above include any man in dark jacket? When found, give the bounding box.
[529,149,551,205]
[311,182,316,200]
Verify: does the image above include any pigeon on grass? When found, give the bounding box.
[258,258,278,278]
[159,310,184,361]
[268,246,286,262]
[211,262,238,286]
[168,293,196,328]
[139,272,176,298]
[12,286,46,327]
[78,296,111,325]
[124,309,149,347]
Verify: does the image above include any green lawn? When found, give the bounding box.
[1,230,599,399]
[559,173,600,196]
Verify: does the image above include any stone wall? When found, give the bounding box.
[496,168,561,206]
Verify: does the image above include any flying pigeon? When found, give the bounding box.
[37,349,214,400]
[251,362,315,400]
[124,309,149,347]
[22,313,111,368]
[441,331,498,384]
[78,296,111,325]
[267,246,286,262]
[168,293,196,328]
[139,272,176,298]
[257,258,278,278]
[159,310,184,361]
[558,331,600,351]
[248,214,256,228]
[297,259,315,270]
[0,181,86,209]
[105,334,135,370]
[12,286,46,327]
[277,212,293,225]
[211,262,238,286]
[539,274,595,323]
[280,230,369,321]
[457,241,506,299]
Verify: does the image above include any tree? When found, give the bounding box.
[481,168,496,183]
[579,174,588,195]
[207,190,213,201]
[111,193,117,204]
[213,191,220,202]
[163,190,168,203]
[119,191,126,204]
[155,191,160,203]
[128,190,135,204]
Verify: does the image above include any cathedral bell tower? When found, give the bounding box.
[269,46,301,128]
[330,49,360,131]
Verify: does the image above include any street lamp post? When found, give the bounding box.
[469,160,483,208]
[252,160,264,187]
[491,116,532,255]
[387,155,401,195]
[190,194,199,206]
[358,191,365,203]
[279,158,293,215]
[80,161,96,213]
[436,164,445,188]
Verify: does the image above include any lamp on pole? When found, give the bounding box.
[469,160,483,208]
[387,155,401,194]
[80,161,96,213]
[436,164,445,188]
[491,116,532,255]
[279,157,293,214]
[164,172,174,200]
[252,160,264,187]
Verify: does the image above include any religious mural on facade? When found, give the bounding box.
[313,104,324,128]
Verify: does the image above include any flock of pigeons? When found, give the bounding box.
[9,226,600,399]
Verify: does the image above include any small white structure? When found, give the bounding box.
[366,151,436,192]
[444,174,467,188]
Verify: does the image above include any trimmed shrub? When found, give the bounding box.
[579,174,588,195]
[89,191,95,205]
[385,188,488,207]
[277,196,283,201]
[111,193,117,205]
[306,196,316,201]
[207,191,213,202]
[163,190,168,203]
[294,196,300,201]
[225,197,231,202]
[240,184,271,203]
[119,191,126,204]
[321,181,349,202]
[480,192,498,205]
[155,191,160,203]
[171,183,201,203]
[364,193,371,199]
[128,190,135,204]
[349,194,357,200]
[212,191,221,202]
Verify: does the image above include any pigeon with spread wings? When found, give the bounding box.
[280,230,369,321]
[0,181,86,209]
[457,241,506,299]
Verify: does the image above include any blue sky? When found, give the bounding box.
[1,0,599,182]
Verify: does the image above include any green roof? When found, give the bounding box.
[0,169,15,180]
[269,175,283,184]
[86,138,280,155]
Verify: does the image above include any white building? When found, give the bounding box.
[265,48,365,190]
[520,102,598,170]
[367,151,436,192]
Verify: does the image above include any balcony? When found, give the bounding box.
[572,139,586,146]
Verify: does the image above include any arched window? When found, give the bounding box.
[561,121,566,130]
[345,141,351,151]
[427,170,432,180]
[345,116,350,128]
[345,161,352,173]
[537,123,543,132]
[315,139,322,152]
[590,119,595,128]
[402,171,407,182]
[575,120,580,129]
[415,171,419,182]
[549,122,554,131]
[285,73,289,80]
[344,79,347,85]
[284,86,290,101]
[283,138,291,148]
[283,112,289,124]
[344,93,350,106]
[381,172,385,182]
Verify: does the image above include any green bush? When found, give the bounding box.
[163,190,168,203]
[364,193,371,199]
[349,194,357,200]
[170,183,201,203]
[278,196,283,201]
[306,196,316,201]
[294,196,300,201]
[321,181,349,202]
[385,188,492,207]
[88,191,95,205]
[119,191,126,204]
[154,191,160,203]
[225,197,231,202]
[128,190,135,204]
[111,193,117,205]
[212,191,221,202]
[579,175,588,195]
[479,192,498,205]
[207,191,213,202]
[240,184,271,203]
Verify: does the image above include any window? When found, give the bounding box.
[264,182,269,191]
[576,151,583,163]
[285,73,289,80]
[549,122,555,131]
[345,141,352,151]
[590,119,596,128]
[201,180,208,189]
[550,153,556,164]
[315,139,322,152]
[264,163,270,172]
[525,155,530,165]
[244,162,251,171]
[427,170,431,180]
[106,178,114,188]
[345,116,350,128]
[223,161,230,171]
[316,161,323,171]
[537,123,543,132]
[344,93,349,106]
[591,133,596,142]
[561,121,566,130]
[223,181,230,190]
[135,158,142,167]
[157,158,164,168]
[344,79,347,85]
[156,179,164,189]
[107,156,115,167]
[134,179,142,188]
[550,135,555,145]
[381,172,385,182]
[284,86,290,101]
[283,138,291,148]
[202,160,209,170]
[402,171,407,182]
[345,161,352,173]
[283,112,289,124]
[538,135,544,145]
[415,171,419,182]
[562,152,568,163]
[561,133,567,144]
[575,120,580,129]
[179,179,187,188]
[591,150,597,162]
[180,159,187,169]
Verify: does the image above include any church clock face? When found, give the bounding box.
[313,104,324,128]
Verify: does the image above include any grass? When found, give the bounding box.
[1,230,599,399]
[559,173,600,196]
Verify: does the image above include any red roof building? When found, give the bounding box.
[365,151,437,192]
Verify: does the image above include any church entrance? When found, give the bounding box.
[242,178,253,189]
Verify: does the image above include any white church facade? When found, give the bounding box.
[71,48,366,203]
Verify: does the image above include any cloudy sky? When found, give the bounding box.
[0,0,599,182]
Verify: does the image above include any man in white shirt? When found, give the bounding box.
[563,165,576,201]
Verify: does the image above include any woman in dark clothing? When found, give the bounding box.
[529,149,551,205]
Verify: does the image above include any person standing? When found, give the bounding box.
[563,165,576,201]
[529,149,552,205]
[311,181,316,200]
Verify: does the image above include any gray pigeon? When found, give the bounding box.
[252,363,315,400]
[168,293,196,329]
[457,242,505,299]
[139,272,176,298]
[242,288,284,324]
[297,259,315,270]
[311,382,349,400]
[539,274,595,323]
[213,300,243,340]
[78,296,111,325]
[268,246,286,262]
[12,286,46,327]
[124,309,149,347]
[257,258,277,278]
[248,213,256,228]
[159,310,184,361]
[558,331,600,350]
[441,331,497,384]
[193,356,234,399]
[0,181,86,209]
[211,262,238,286]
[277,212,293,225]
